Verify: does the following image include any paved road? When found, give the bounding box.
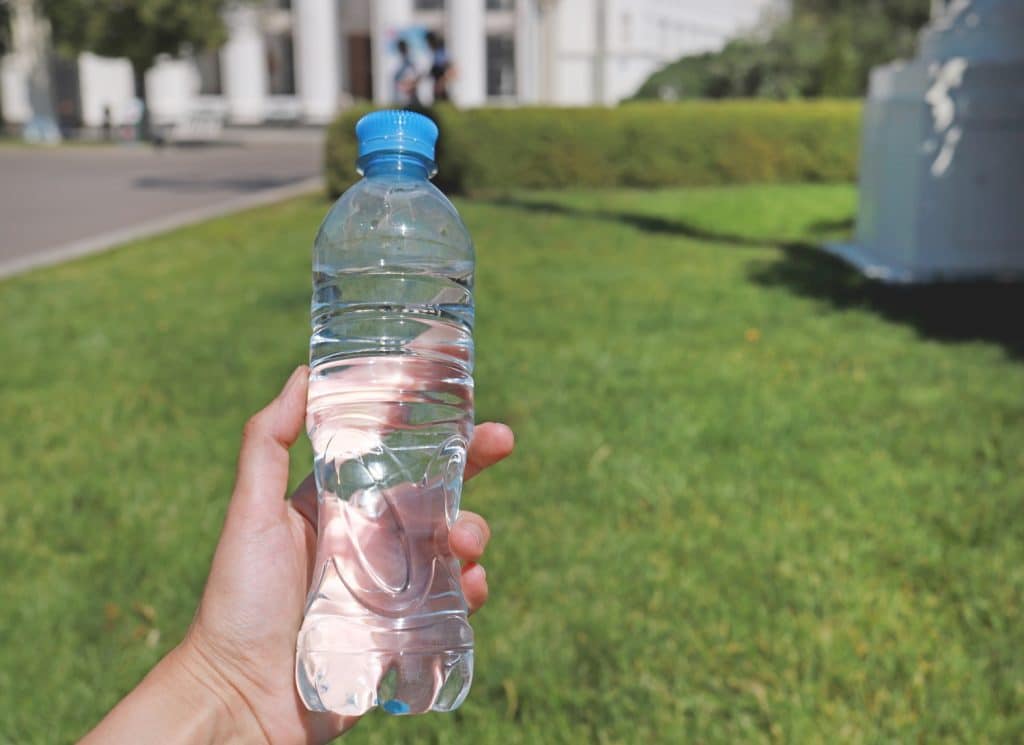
[0,133,324,276]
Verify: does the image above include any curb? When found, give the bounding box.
[0,176,324,279]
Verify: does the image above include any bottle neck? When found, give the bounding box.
[359,152,434,180]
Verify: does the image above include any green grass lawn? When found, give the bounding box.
[1,184,1022,743]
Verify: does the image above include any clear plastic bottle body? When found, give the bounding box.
[295,153,476,716]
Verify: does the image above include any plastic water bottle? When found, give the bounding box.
[295,110,475,716]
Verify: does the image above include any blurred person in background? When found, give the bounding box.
[394,38,421,107]
[425,31,455,103]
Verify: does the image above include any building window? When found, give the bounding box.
[267,32,296,95]
[486,34,515,97]
[415,0,445,10]
[347,34,373,102]
[486,0,515,9]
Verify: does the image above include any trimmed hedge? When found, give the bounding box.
[325,101,862,197]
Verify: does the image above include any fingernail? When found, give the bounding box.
[464,522,485,551]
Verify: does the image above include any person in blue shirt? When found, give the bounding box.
[394,38,421,107]
[426,31,455,103]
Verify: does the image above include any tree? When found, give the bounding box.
[0,3,9,56]
[631,0,932,101]
[39,0,230,128]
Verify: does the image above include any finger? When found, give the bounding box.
[231,366,308,519]
[304,711,360,743]
[300,422,511,517]
[292,422,509,534]
[461,563,488,615]
[465,422,515,481]
[289,472,317,529]
[450,511,490,562]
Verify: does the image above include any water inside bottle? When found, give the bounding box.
[296,266,475,715]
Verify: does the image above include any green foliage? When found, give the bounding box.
[633,0,931,100]
[2,185,1024,743]
[0,2,10,57]
[39,0,228,73]
[325,101,862,198]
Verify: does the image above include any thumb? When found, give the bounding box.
[229,365,308,524]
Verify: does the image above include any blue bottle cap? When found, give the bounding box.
[355,109,438,163]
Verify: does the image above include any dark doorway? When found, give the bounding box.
[348,34,373,101]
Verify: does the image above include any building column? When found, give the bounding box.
[370,0,413,106]
[593,0,608,105]
[294,0,342,123]
[537,0,559,103]
[221,5,268,124]
[446,0,487,107]
[515,0,540,103]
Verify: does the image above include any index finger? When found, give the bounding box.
[291,422,514,528]
[465,422,515,481]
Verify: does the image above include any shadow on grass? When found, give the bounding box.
[488,195,771,247]
[750,243,1024,360]
[489,196,1024,361]
[806,216,855,235]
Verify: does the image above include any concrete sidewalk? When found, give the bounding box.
[0,134,324,278]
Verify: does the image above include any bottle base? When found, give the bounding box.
[296,648,473,716]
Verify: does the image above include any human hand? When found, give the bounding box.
[82,366,514,744]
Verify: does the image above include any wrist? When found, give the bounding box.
[161,640,269,745]
[80,641,266,745]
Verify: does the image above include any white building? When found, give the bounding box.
[2,0,776,131]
